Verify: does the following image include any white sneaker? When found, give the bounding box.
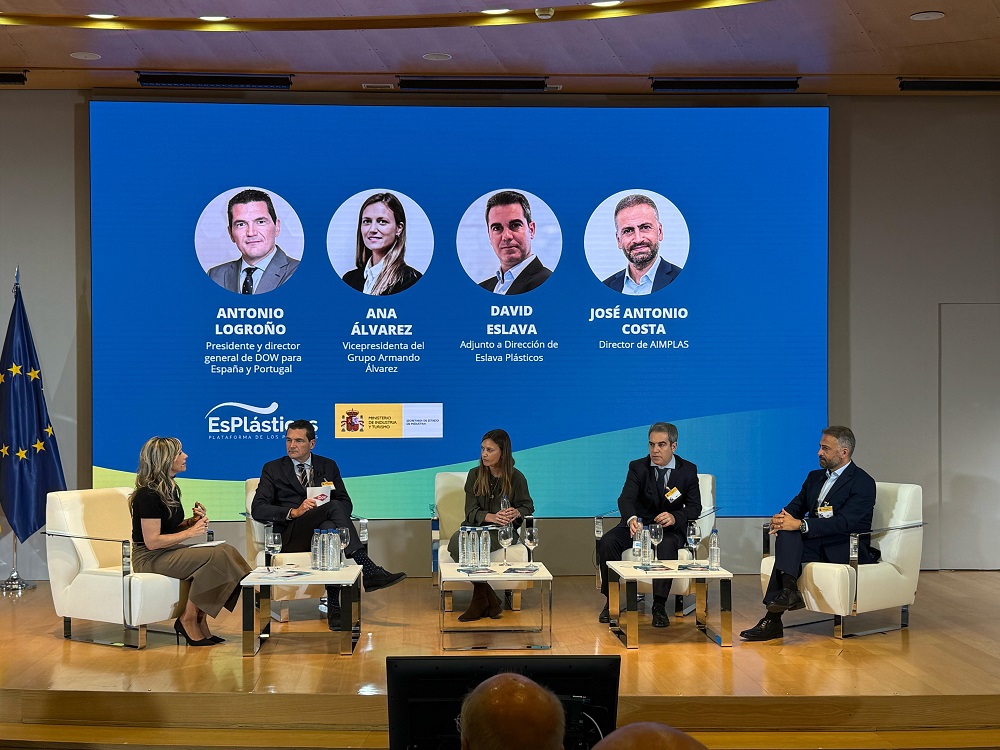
[318,594,328,615]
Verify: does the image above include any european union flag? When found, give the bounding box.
[0,276,67,543]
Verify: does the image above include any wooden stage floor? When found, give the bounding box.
[0,571,998,750]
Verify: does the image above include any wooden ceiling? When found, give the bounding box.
[1,0,999,96]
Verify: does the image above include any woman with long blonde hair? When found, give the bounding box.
[129,437,250,646]
[342,192,423,295]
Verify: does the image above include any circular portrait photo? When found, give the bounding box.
[195,186,305,295]
[456,189,561,296]
[327,189,433,296]
[584,190,690,295]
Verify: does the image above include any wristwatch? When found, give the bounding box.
[800,518,809,533]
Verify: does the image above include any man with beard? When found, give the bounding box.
[603,194,682,294]
[740,426,879,641]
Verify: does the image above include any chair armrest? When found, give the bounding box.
[45,531,133,575]
[848,522,925,566]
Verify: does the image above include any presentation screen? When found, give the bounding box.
[91,101,828,520]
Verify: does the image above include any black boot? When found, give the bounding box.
[326,586,341,631]
[458,582,491,622]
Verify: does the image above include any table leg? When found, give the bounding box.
[695,578,732,647]
[610,574,640,649]
[243,583,271,657]
[340,580,361,655]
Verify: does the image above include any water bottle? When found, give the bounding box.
[468,527,480,566]
[594,516,604,539]
[480,527,491,564]
[310,529,321,570]
[329,533,342,570]
[640,527,652,565]
[359,518,369,544]
[708,528,721,571]
[458,526,469,565]
[317,530,327,570]
[632,521,643,558]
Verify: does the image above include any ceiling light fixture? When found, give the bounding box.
[590,1,623,7]
[909,11,944,20]
[87,14,118,20]
[480,8,511,14]
[199,16,229,22]
[70,52,103,60]
[136,71,293,89]
[422,52,453,61]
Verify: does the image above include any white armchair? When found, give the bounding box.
[46,487,188,649]
[619,473,716,615]
[434,471,530,612]
[760,482,924,638]
[244,478,342,622]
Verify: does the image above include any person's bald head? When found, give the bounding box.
[460,673,565,750]
[594,722,707,750]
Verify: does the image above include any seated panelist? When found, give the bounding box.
[596,422,701,629]
[250,419,406,630]
[446,428,535,622]
[129,437,251,647]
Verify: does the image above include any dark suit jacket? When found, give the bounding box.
[208,246,299,294]
[342,263,422,295]
[616,455,701,541]
[784,462,879,564]
[603,258,681,293]
[250,454,353,525]
[479,256,552,295]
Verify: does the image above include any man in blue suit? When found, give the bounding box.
[208,188,299,294]
[602,194,682,294]
[740,426,879,641]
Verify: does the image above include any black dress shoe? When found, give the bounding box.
[364,569,407,593]
[327,606,342,631]
[740,616,783,641]
[766,588,805,613]
[598,605,610,624]
[651,604,670,628]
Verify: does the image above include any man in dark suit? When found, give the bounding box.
[602,194,682,295]
[251,419,405,629]
[597,422,702,628]
[740,425,878,641]
[478,190,552,295]
[208,188,299,294]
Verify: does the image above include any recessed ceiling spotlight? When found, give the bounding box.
[423,52,453,61]
[87,14,118,20]
[591,1,623,7]
[481,8,511,14]
[199,16,229,22]
[70,52,103,60]
[909,11,944,20]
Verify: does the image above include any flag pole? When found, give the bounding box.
[0,536,36,591]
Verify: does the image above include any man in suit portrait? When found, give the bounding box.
[740,425,878,641]
[251,419,406,629]
[208,188,299,294]
[596,422,702,628]
[603,194,682,294]
[479,190,552,295]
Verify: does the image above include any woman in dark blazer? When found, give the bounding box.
[342,192,423,295]
[447,429,534,621]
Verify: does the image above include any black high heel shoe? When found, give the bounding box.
[208,635,226,643]
[173,619,215,647]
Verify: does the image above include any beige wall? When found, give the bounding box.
[3,92,999,579]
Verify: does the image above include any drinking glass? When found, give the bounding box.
[648,523,663,564]
[497,524,514,566]
[523,526,539,569]
[338,527,351,555]
[264,527,282,568]
[686,521,702,560]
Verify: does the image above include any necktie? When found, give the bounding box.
[656,466,667,500]
[242,267,256,294]
[297,462,309,488]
